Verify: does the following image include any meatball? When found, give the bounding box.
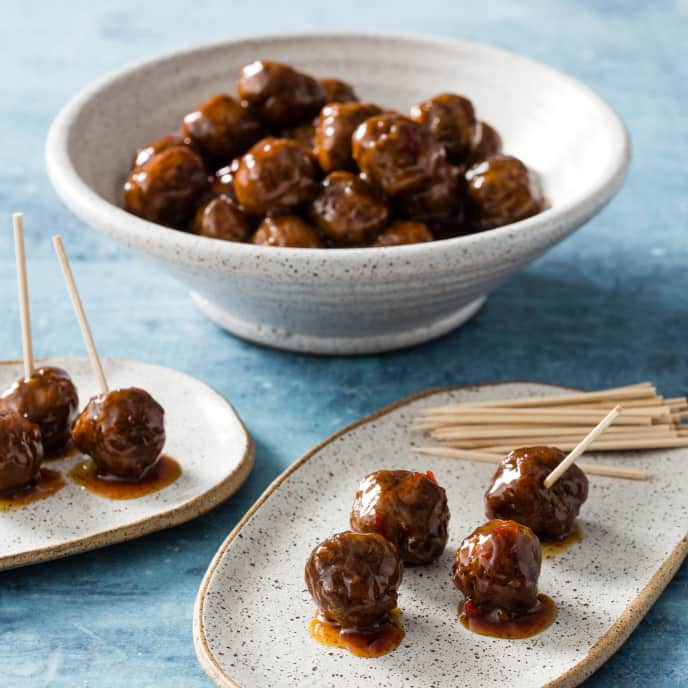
[370,221,434,247]
[182,94,264,164]
[468,121,502,165]
[123,146,208,228]
[211,159,241,201]
[191,195,251,243]
[453,519,541,614]
[465,154,544,230]
[485,446,589,540]
[234,138,317,215]
[350,469,449,564]
[72,388,165,480]
[314,102,384,173]
[237,60,325,128]
[0,412,43,493]
[281,121,317,150]
[131,134,190,170]
[352,114,445,197]
[410,93,476,164]
[0,367,78,455]
[320,78,358,104]
[395,162,463,223]
[251,215,322,248]
[309,172,389,245]
[305,531,403,629]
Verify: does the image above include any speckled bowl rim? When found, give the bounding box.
[46,31,630,272]
[193,381,688,688]
[0,357,255,572]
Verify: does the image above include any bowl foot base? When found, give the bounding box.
[191,293,487,355]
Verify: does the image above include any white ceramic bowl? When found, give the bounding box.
[46,32,629,355]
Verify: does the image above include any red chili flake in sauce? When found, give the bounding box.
[425,470,437,484]
[464,599,482,618]
[374,512,385,531]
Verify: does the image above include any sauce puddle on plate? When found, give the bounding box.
[309,608,404,657]
[459,594,557,639]
[542,524,583,560]
[0,468,65,511]
[69,454,181,499]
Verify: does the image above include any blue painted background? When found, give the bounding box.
[1,1,686,685]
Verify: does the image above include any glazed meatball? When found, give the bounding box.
[191,195,251,242]
[305,531,403,629]
[395,162,463,223]
[410,93,476,164]
[72,388,165,480]
[123,146,208,228]
[252,215,322,248]
[237,60,325,128]
[320,77,358,104]
[0,412,43,493]
[485,446,589,540]
[315,102,384,173]
[0,367,78,455]
[350,470,449,564]
[352,114,445,197]
[309,172,389,245]
[211,159,241,201]
[468,121,502,165]
[465,154,544,230]
[182,94,264,164]
[131,134,190,170]
[453,519,541,614]
[234,138,317,215]
[370,221,434,247]
[281,121,317,150]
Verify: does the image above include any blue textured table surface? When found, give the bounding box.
[1,1,686,686]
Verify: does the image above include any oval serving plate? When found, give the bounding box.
[0,356,253,571]
[194,382,688,688]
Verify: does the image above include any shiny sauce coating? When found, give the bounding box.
[0,468,65,511]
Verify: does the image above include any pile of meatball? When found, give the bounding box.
[0,365,166,494]
[305,446,588,646]
[123,60,545,249]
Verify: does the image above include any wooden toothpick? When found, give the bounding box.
[544,405,622,488]
[12,213,34,378]
[52,235,109,395]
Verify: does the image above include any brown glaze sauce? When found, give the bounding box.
[541,523,583,560]
[44,443,79,462]
[309,608,404,657]
[459,594,556,639]
[68,454,181,500]
[0,468,65,511]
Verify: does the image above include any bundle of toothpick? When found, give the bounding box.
[415,383,688,481]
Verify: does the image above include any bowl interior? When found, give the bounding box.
[64,33,626,219]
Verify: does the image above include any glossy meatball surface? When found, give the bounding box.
[131,134,190,170]
[410,93,476,164]
[0,412,43,493]
[234,138,317,215]
[395,162,463,223]
[370,220,434,247]
[352,114,445,197]
[191,196,251,243]
[72,388,165,480]
[315,102,384,173]
[251,215,322,248]
[237,60,325,128]
[211,159,240,201]
[0,367,78,455]
[305,531,403,629]
[468,121,502,165]
[320,78,358,104]
[465,154,543,230]
[123,146,208,228]
[350,469,449,564]
[182,94,263,164]
[453,519,541,614]
[281,121,317,150]
[485,446,589,540]
[309,172,389,245]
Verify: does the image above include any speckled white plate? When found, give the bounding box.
[194,382,688,688]
[0,356,253,571]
